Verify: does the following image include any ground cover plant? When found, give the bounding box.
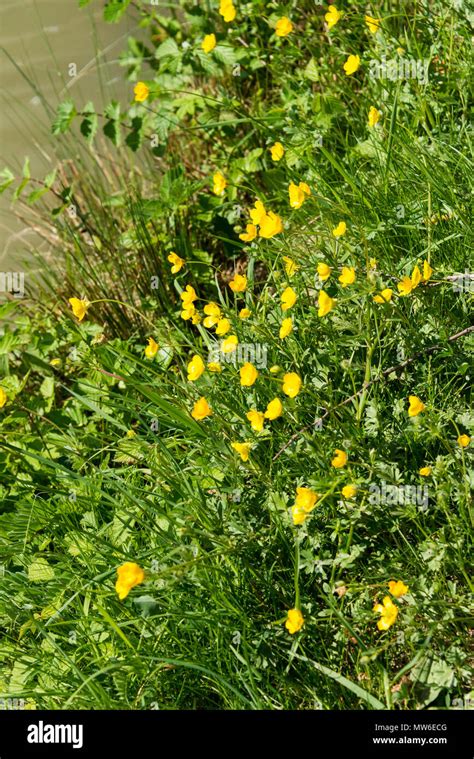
[0,0,472,711]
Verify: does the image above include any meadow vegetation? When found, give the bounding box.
[0,0,472,710]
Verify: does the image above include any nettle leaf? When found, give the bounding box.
[52,99,77,135]
[103,101,122,145]
[213,45,238,67]
[125,116,145,152]
[80,102,98,144]
[28,558,55,582]
[104,101,121,121]
[103,117,121,147]
[304,57,320,82]
[13,158,31,200]
[103,0,132,23]
[155,38,180,60]
[0,168,15,194]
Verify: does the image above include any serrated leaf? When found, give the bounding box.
[125,116,144,152]
[28,558,55,582]
[103,119,121,147]
[155,38,180,60]
[52,100,77,135]
[80,103,98,144]
[304,57,320,82]
[104,0,132,23]
[27,186,49,204]
[0,168,15,194]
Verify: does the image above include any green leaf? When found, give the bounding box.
[28,558,55,582]
[125,116,144,152]
[103,0,132,23]
[27,186,49,204]
[304,57,320,82]
[103,120,121,147]
[52,99,77,135]
[0,168,15,194]
[13,161,31,200]
[80,102,98,144]
[155,38,180,60]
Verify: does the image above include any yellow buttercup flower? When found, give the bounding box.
[365,15,381,34]
[318,290,335,317]
[342,484,357,499]
[145,337,159,359]
[457,434,471,448]
[281,286,297,311]
[208,362,222,373]
[201,33,217,54]
[373,288,393,304]
[282,372,302,398]
[343,54,360,76]
[221,335,238,353]
[167,252,185,273]
[368,106,381,127]
[411,265,422,289]
[292,486,318,525]
[288,181,311,209]
[264,397,283,420]
[250,200,267,226]
[231,442,251,462]
[239,224,257,242]
[191,397,212,420]
[219,0,236,23]
[397,276,414,296]
[295,486,318,512]
[275,16,293,37]
[239,308,251,319]
[187,354,205,381]
[332,221,347,237]
[215,318,231,336]
[370,257,378,269]
[317,262,332,281]
[259,211,283,238]
[339,266,356,287]
[331,449,347,468]
[408,395,425,417]
[325,5,342,30]
[285,608,304,634]
[213,171,227,196]
[419,466,431,477]
[240,362,259,387]
[270,141,285,161]
[180,285,197,306]
[203,302,222,328]
[133,82,149,102]
[398,264,423,296]
[388,580,409,598]
[0,387,7,409]
[181,304,197,321]
[68,297,89,322]
[229,273,247,293]
[373,596,398,631]
[283,256,299,277]
[279,317,293,339]
[422,260,433,281]
[247,409,265,432]
[115,562,145,600]
[50,358,61,367]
